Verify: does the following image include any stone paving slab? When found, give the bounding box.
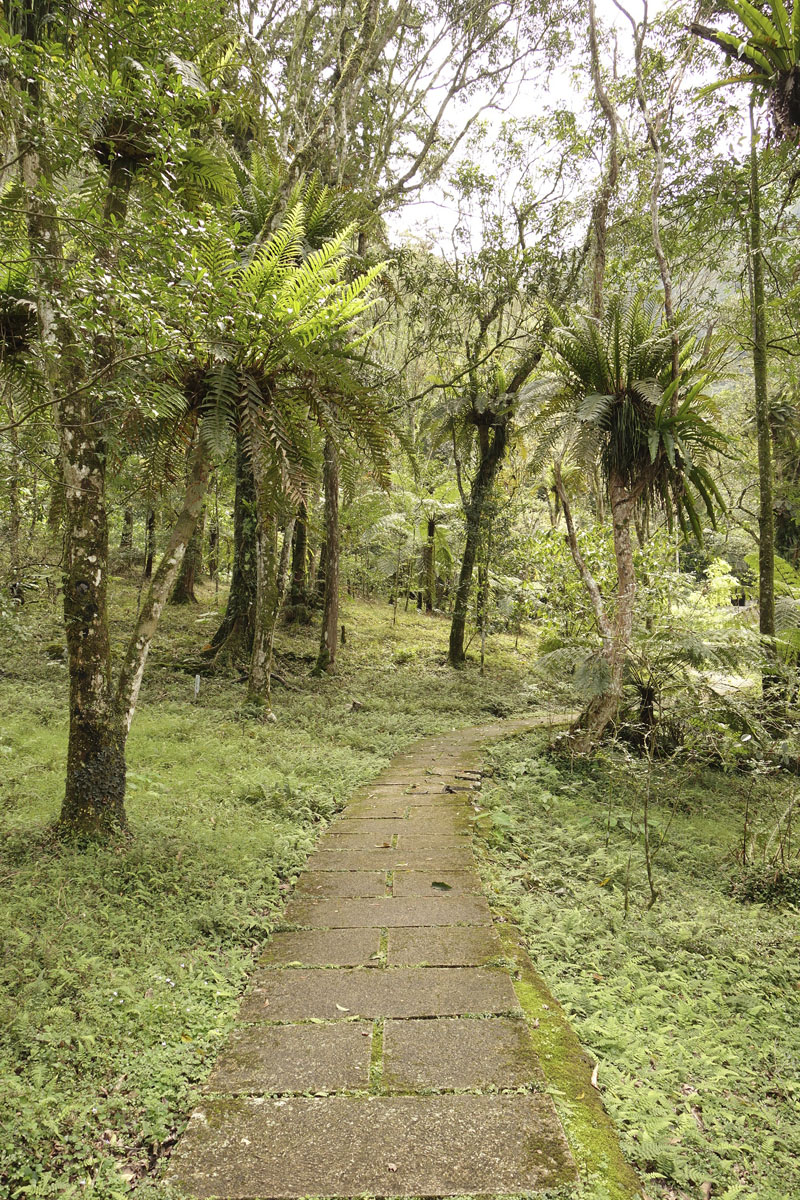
[316,832,398,850]
[241,967,521,1020]
[258,928,382,967]
[167,1093,576,1197]
[393,791,469,805]
[306,847,475,871]
[283,894,492,929]
[344,801,410,818]
[205,1021,373,1094]
[363,778,460,793]
[395,833,471,851]
[355,792,467,810]
[305,847,399,871]
[363,782,461,795]
[294,871,387,898]
[403,811,472,835]
[327,818,404,839]
[386,925,503,966]
[392,870,482,897]
[383,1016,544,1091]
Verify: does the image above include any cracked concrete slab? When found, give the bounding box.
[205,1021,373,1094]
[386,925,503,966]
[166,1093,576,1198]
[282,894,492,929]
[383,1016,544,1091]
[392,870,482,897]
[327,818,404,839]
[306,846,475,872]
[241,966,521,1020]
[258,928,382,967]
[294,871,387,898]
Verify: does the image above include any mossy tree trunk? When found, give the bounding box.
[60,391,127,835]
[20,132,128,837]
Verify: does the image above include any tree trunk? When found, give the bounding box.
[59,393,126,835]
[6,417,22,572]
[247,497,280,713]
[315,438,340,674]
[277,516,296,605]
[750,108,778,702]
[207,518,219,581]
[18,136,126,835]
[117,443,210,735]
[207,435,257,662]
[143,509,156,580]
[423,517,435,612]
[588,0,621,320]
[448,416,509,666]
[449,507,482,665]
[315,540,328,605]
[288,499,309,607]
[573,473,637,750]
[119,507,133,550]
[170,505,204,604]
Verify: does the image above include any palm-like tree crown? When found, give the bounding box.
[692,0,800,137]
[531,293,728,541]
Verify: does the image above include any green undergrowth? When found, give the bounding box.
[0,577,548,1200]
[476,733,800,1200]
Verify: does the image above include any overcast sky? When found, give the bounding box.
[386,0,699,250]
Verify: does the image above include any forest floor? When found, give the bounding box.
[0,574,798,1200]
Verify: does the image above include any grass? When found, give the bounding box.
[0,574,548,1199]
[476,734,800,1200]
[4,572,797,1200]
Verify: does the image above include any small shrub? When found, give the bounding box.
[731,864,800,906]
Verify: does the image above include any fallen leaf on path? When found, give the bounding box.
[335,1004,349,1012]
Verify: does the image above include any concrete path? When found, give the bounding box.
[167,719,578,1198]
